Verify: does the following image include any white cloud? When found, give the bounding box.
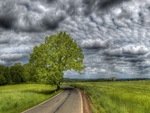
[105,45,149,56]
[0,53,29,61]
[0,60,6,65]
[0,46,32,54]
[0,53,29,65]
[81,39,111,49]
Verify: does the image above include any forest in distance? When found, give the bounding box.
[1,62,150,86]
[0,63,37,85]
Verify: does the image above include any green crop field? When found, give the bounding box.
[69,80,150,113]
[0,84,60,113]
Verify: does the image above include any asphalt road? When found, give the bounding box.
[22,86,83,113]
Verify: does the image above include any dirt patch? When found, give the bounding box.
[80,90,93,113]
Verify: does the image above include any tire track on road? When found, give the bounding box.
[54,90,71,113]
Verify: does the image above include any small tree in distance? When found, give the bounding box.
[29,32,85,90]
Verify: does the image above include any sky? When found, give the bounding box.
[0,0,150,79]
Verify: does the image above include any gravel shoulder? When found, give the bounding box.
[80,90,93,113]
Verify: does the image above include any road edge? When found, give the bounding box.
[77,89,84,113]
[21,90,63,113]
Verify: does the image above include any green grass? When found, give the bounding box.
[0,84,61,113]
[68,80,150,113]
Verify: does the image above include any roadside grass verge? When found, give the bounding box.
[67,80,150,113]
[0,84,61,113]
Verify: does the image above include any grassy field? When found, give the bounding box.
[0,84,60,113]
[68,80,150,113]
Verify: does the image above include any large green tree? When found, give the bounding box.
[23,63,37,82]
[29,32,85,89]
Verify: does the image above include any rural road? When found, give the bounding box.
[22,86,83,113]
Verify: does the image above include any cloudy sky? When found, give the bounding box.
[0,0,150,79]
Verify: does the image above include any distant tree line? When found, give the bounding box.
[64,77,150,82]
[0,62,37,85]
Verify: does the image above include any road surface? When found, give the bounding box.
[22,86,83,113]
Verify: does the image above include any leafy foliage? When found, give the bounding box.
[0,65,9,85]
[0,62,38,85]
[0,74,6,85]
[23,64,37,82]
[29,32,85,88]
[10,63,25,84]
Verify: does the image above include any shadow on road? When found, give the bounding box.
[22,89,56,95]
[61,86,74,90]
[22,86,74,95]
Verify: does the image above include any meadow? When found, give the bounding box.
[69,80,150,113]
[0,84,60,113]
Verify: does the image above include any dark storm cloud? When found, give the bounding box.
[97,0,130,10]
[0,14,16,29]
[0,1,18,29]
[42,12,66,30]
[0,0,67,32]
[82,0,96,15]
[47,0,56,3]
[0,38,10,44]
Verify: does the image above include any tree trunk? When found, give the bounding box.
[56,84,60,91]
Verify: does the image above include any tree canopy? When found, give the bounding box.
[0,63,28,85]
[29,32,85,89]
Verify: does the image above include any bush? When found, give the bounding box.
[0,74,6,85]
